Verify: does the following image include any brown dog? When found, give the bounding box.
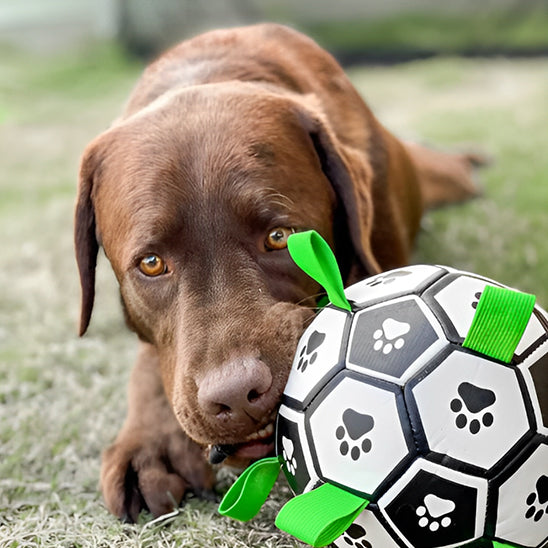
[75,23,478,521]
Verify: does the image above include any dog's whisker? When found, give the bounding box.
[295,291,327,308]
[303,314,317,329]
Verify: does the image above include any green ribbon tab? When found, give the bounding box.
[275,483,369,547]
[463,285,535,363]
[287,231,351,312]
[218,457,280,521]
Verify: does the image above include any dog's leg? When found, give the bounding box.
[405,142,487,210]
[100,341,216,522]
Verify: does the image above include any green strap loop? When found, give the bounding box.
[288,231,351,312]
[218,457,280,521]
[463,285,535,363]
[275,483,369,547]
[492,542,520,548]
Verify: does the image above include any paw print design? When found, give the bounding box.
[450,381,496,434]
[297,330,326,372]
[336,408,375,461]
[525,475,548,523]
[416,493,455,532]
[373,318,411,355]
[366,270,412,287]
[341,523,372,548]
[281,436,298,475]
[471,291,482,309]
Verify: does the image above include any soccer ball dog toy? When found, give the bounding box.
[219,231,548,548]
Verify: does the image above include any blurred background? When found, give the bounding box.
[1,2,547,547]
[2,0,548,59]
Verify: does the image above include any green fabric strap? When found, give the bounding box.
[275,483,369,547]
[462,285,535,363]
[287,231,351,312]
[218,457,280,521]
[492,542,519,548]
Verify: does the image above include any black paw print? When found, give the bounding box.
[336,409,375,461]
[367,270,412,287]
[341,523,372,548]
[297,330,326,372]
[525,475,548,523]
[471,291,482,309]
[450,381,496,434]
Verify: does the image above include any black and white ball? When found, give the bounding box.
[276,265,548,548]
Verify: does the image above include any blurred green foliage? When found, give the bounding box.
[306,7,548,60]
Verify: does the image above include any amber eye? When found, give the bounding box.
[265,227,295,251]
[139,254,167,277]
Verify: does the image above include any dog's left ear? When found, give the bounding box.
[74,139,103,336]
[295,104,382,283]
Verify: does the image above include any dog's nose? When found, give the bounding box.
[197,357,274,423]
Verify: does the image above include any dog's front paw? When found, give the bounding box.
[100,427,216,522]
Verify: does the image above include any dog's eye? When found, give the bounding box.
[265,227,295,251]
[139,254,167,277]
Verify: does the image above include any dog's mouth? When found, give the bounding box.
[208,422,275,464]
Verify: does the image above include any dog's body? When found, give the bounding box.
[75,24,478,520]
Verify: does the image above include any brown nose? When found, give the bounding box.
[197,357,274,426]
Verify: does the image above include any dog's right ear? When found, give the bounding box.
[74,141,102,336]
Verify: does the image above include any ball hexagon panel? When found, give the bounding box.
[410,349,532,471]
[495,442,548,548]
[307,371,414,498]
[427,274,500,341]
[283,306,349,409]
[426,275,547,360]
[276,405,320,496]
[519,343,548,436]
[344,265,447,307]
[332,507,400,548]
[378,459,487,548]
[347,296,447,385]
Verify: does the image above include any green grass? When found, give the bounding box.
[305,7,548,58]
[350,57,548,301]
[1,41,548,547]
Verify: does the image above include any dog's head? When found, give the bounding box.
[75,83,380,461]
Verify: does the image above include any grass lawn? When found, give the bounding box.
[1,40,547,547]
[305,6,548,59]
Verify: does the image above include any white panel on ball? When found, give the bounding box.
[411,350,531,470]
[431,275,546,359]
[495,443,548,548]
[307,373,412,497]
[345,265,446,306]
[283,306,349,408]
[433,275,497,338]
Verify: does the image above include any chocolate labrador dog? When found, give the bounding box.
[75,23,479,521]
